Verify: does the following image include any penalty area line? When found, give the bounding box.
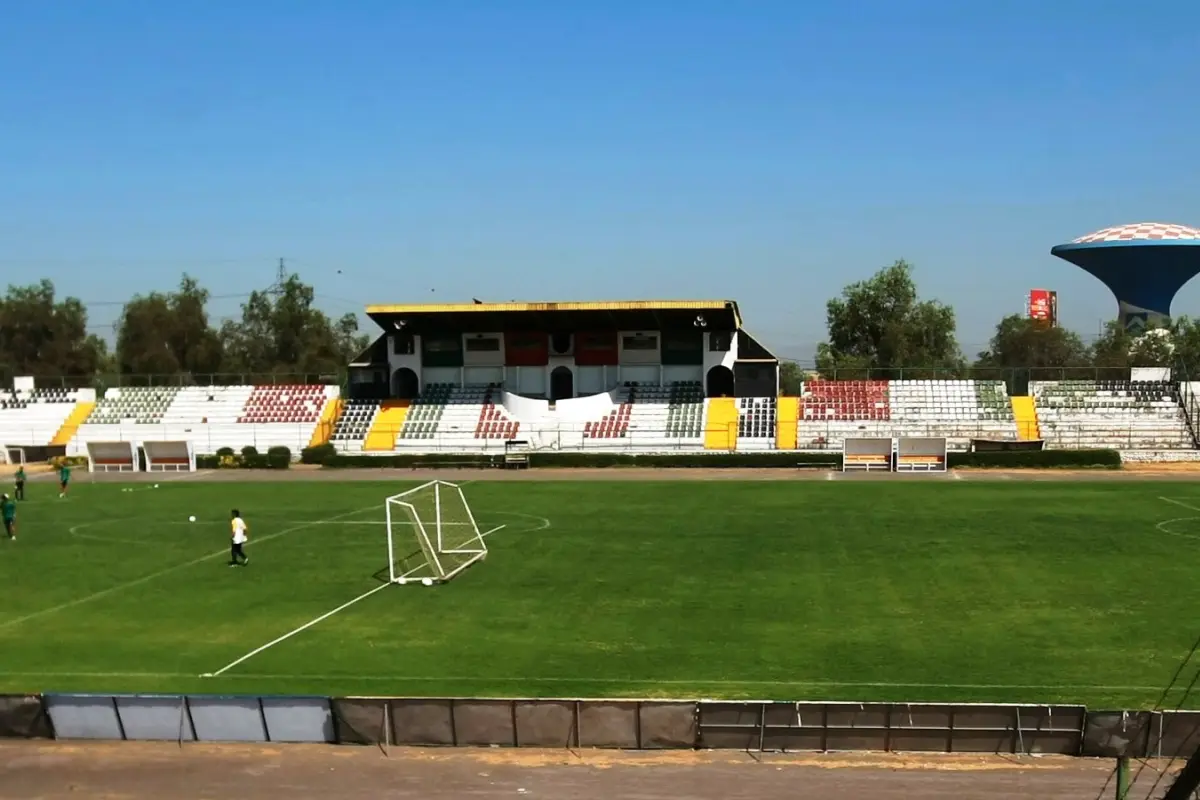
[203,579,397,678]
[0,503,382,632]
[204,525,506,678]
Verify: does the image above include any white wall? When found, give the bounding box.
[663,365,703,384]
[464,366,503,385]
[619,365,660,384]
[511,366,546,396]
[423,367,460,386]
[387,333,422,391]
[462,332,505,366]
[702,331,737,374]
[618,331,661,365]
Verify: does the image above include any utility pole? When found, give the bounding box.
[1163,745,1200,799]
[269,258,287,296]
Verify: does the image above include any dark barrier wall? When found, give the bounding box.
[0,695,53,739]
[6,694,1200,757]
[330,698,696,749]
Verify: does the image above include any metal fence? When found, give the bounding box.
[5,694,1200,758]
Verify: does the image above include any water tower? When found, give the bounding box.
[1050,222,1200,331]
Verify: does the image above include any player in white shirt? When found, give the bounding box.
[229,509,249,567]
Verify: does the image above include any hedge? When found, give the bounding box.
[196,448,291,470]
[948,448,1121,469]
[314,448,1122,470]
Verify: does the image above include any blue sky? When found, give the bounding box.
[1,0,1198,362]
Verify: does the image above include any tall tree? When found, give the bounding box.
[974,315,1090,372]
[1089,320,1134,374]
[815,259,962,377]
[220,273,368,377]
[116,275,224,378]
[0,280,108,379]
[1170,316,1200,379]
[778,360,808,396]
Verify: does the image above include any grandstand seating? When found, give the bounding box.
[396,383,453,443]
[331,399,381,449]
[584,382,706,448]
[70,384,338,457]
[737,397,777,450]
[796,380,891,449]
[239,384,327,424]
[86,387,181,424]
[796,380,1018,450]
[888,380,1017,444]
[475,385,520,440]
[393,383,522,448]
[0,388,87,447]
[584,394,632,441]
[1031,380,1192,450]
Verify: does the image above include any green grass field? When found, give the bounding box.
[1,476,1198,708]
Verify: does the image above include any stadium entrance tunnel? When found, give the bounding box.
[392,368,419,399]
[706,365,734,397]
[550,366,574,400]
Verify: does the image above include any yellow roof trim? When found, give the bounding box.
[366,300,731,313]
[365,300,742,329]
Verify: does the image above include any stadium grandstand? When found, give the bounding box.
[0,299,1196,464]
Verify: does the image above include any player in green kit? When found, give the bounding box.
[14,465,25,501]
[58,463,71,499]
[2,493,15,540]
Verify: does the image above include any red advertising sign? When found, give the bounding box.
[1028,289,1058,328]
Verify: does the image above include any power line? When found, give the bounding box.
[1091,630,1200,800]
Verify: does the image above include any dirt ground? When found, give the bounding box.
[0,741,1174,800]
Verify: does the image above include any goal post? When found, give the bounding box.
[385,480,487,585]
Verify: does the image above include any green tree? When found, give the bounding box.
[116,275,224,379]
[219,273,368,377]
[0,280,108,380]
[973,314,1091,389]
[778,360,808,395]
[1089,320,1134,377]
[815,259,962,378]
[1170,316,1200,379]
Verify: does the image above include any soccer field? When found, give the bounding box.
[1,476,1198,709]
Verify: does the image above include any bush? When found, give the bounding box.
[948,448,1120,469]
[49,455,89,469]
[266,446,291,470]
[195,447,292,470]
[300,442,336,465]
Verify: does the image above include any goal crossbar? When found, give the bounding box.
[385,479,487,585]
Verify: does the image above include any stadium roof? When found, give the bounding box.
[365,300,742,334]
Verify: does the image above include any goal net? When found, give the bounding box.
[385,480,487,585]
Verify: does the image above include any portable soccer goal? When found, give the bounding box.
[385,480,487,585]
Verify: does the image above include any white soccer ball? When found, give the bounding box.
[421,578,434,587]
[188,515,196,522]
[154,483,160,489]
[396,577,408,585]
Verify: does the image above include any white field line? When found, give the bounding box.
[205,581,395,677]
[0,670,1174,693]
[1160,496,1200,513]
[0,503,382,632]
[205,523,507,677]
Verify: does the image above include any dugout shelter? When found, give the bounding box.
[344,300,780,402]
